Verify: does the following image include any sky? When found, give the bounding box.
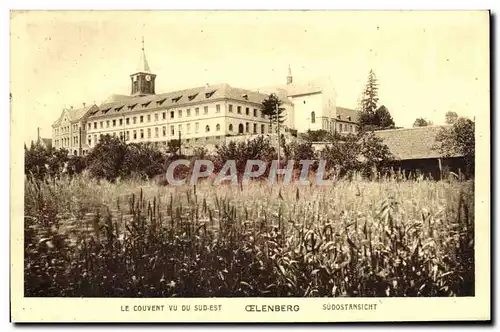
[10,10,489,143]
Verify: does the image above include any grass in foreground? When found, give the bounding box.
[24,174,474,297]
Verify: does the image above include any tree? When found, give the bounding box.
[361,70,379,116]
[413,117,432,127]
[261,93,286,133]
[435,117,475,177]
[85,135,128,182]
[357,70,396,130]
[445,111,459,125]
[375,105,395,129]
[320,131,393,179]
[167,139,181,155]
[25,141,69,180]
[122,143,167,180]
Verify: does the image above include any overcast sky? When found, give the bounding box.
[11,10,489,143]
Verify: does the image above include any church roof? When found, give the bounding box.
[88,83,272,119]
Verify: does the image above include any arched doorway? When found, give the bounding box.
[238,123,244,134]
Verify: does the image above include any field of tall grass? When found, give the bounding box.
[24,173,474,297]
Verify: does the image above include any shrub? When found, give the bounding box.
[85,135,128,182]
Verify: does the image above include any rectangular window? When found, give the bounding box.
[195,122,199,133]
[147,114,151,122]
[170,111,174,119]
[140,116,144,123]
[216,104,220,113]
[204,106,208,114]
[178,124,182,133]
[178,109,182,117]
[107,120,110,128]
[195,107,200,116]
[186,109,191,117]
[112,120,116,127]
[133,130,137,140]
[229,104,233,112]
[162,126,166,137]
[261,124,265,134]
[187,123,191,133]
[93,134,97,143]
[253,123,257,133]
[162,112,166,120]
[246,123,249,132]
[100,121,103,128]
[246,107,249,116]
[140,129,144,139]
[119,119,123,126]
[237,106,241,114]
[147,128,151,138]
[155,127,159,137]
[170,125,174,136]
[126,118,129,125]
[133,117,137,124]
[88,123,91,130]
[253,109,257,117]
[126,131,130,141]
[154,113,158,121]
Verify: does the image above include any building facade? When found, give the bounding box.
[52,42,359,154]
[52,104,99,156]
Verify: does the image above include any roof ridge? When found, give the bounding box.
[374,124,449,133]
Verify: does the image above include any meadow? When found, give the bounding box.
[24,173,475,297]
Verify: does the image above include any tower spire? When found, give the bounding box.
[287,64,293,85]
[137,36,151,73]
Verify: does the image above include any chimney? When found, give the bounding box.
[37,127,40,143]
[82,102,86,108]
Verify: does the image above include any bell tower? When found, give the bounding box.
[287,64,293,85]
[130,37,156,96]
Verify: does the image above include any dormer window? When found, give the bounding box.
[115,106,124,112]
[142,101,151,108]
[205,91,216,99]
[172,96,182,103]
[241,94,248,100]
[101,108,111,114]
[156,98,167,106]
[347,116,351,121]
[128,103,137,110]
[188,93,198,101]
[337,115,341,119]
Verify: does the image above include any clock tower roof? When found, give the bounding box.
[135,36,151,74]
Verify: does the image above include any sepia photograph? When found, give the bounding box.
[10,10,490,322]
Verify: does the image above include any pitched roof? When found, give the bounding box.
[336,106,358,123]
[41,138,52,147]
[374,125,460,160]
[89,84,272,119]
[258,82,322,98]
[67,105,96,121]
